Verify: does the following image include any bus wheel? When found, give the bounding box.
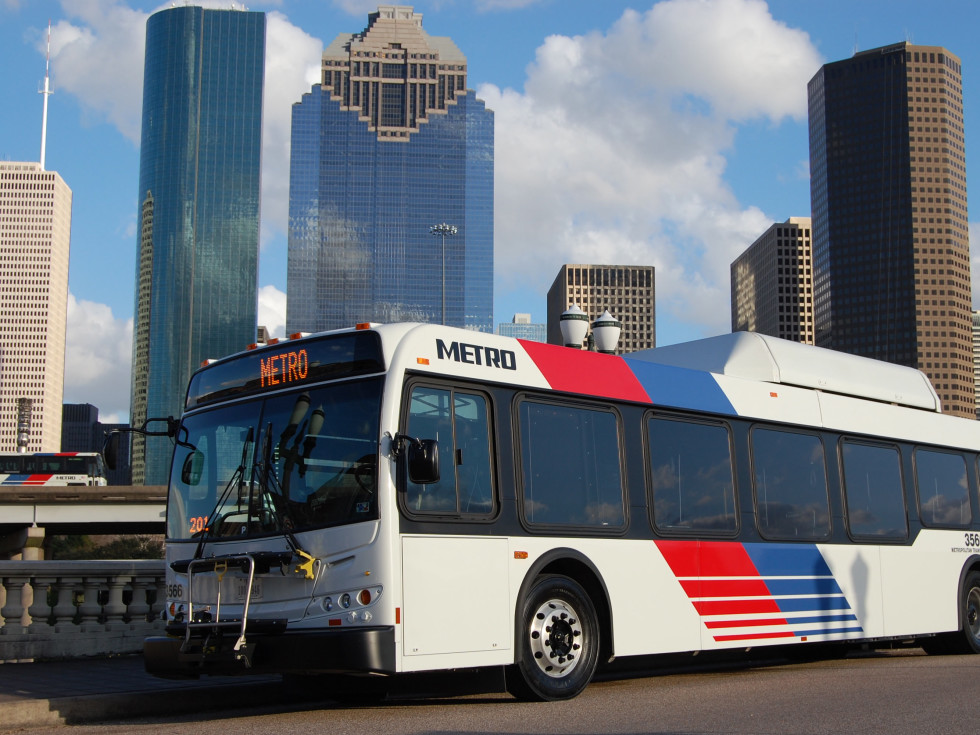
[961,571,980,653]
[506,574,599,701]
[923,570,980,655]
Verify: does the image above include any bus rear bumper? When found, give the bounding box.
[143,626,396,679]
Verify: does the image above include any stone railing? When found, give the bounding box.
[0,560,167,662]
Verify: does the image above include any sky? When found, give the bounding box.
[0,0,978,424]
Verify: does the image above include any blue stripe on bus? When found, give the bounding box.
[621,359,737,415]
[782,614,859,625]
[773,595,851,612]
[744,544,834,577]
[765,578,845,597]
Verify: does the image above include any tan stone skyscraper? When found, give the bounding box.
[731,218,814,343]
[0,162,71,451]
[546,264,656,353]
[809,43,972,417]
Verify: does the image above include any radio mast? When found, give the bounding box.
[39,20,52,170]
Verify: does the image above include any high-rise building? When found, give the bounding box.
[546,264,656,353]
[131,6,266,484]
[287,5,493,334]
[808,43,972,417]
[972,310,980,419]
[731,217,814,343]
[0,162,71,452]
[61,403,132,484]
[497,313,546,342]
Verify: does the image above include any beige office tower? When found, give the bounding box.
[731,217,814,344]
[972,310,980,419]
[809,43,972,417]
[546,264,656,353]
[0,162,71,452]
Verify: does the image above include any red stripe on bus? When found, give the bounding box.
[698,542,761,577]
[518,340,651,403]
[693,599,782,616]
[690,579,771,598]
[704,617,790,629]
[712,631,796,642]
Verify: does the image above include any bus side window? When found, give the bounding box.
[518,399,625,530]
[404,386,494,516]
[841,440,907,539]
[751,427,831,540]
[648,416,737,534]
[915,448,971,528]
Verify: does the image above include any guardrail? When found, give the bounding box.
[0,560,167,662]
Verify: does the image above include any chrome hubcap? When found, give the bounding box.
[527,598,585,678]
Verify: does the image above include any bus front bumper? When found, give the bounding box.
[143,625,396,679]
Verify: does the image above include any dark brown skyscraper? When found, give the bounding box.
[808,43,972,417]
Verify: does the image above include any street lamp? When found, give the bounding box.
[430,223,457,325]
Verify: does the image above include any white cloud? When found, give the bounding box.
[486,0,821,338]
[260,11,324,247]
[258,284,288,338]
[63,294,133,423]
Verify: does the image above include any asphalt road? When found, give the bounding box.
[5,648,977,735]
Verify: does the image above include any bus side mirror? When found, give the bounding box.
[104,432,120,471]
[181,450,205,486]
[408,439,439,485]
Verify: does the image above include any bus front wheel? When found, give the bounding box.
[506,574,599,701]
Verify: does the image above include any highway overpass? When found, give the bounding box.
[0,485,166,559]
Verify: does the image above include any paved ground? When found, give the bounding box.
[0,655,286,729]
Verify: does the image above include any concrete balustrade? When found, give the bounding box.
[0,560,166,662]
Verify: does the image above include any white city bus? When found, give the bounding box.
[0,452,108,486]
[141,323,980,700]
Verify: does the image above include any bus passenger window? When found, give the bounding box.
[518,400,625,529]
[915,449,971,528]
[648,417,736,534]
[404,386,494,516]
[751,428,830,540]
[841,440,907,539]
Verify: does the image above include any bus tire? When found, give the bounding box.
[506,574,599,701]
[922,570,980,655]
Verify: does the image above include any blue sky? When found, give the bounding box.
[0,0,978,422]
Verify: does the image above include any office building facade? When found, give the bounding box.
[131,6,266,484]
[973,310,980,419]
[497,313,546,342]
[0,162,71,452]
[731,217,814,343]
[809,43,972,417]
[546,264,656,353]
[287,5,493,335]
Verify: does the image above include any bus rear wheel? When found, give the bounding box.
[923,570,980,655]
[506,574,599,701]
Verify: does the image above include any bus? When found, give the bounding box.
[0,452,108,487]
[140,323,980,700]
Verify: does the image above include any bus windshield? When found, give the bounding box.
[167,377,382,540]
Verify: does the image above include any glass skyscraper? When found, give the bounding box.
[287,6,493,335]
[131,6,265,484]
[808,43,972,417]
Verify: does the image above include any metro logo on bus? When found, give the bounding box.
[436,339,517,370]
[260,349,309,387]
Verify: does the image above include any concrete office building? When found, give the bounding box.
[497,313,546,343]
[546,264,656,354]
[973,310,980,419]
[131,6,266,484]
[731,217,814,343]
[809,43,972,417]
[0,162,71,452]
[287,5,494,334]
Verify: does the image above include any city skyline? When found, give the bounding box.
[0,0,977,422]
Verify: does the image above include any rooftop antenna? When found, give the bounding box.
[39,20,52,170]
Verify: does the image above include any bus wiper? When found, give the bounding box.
[192,426,254,557]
